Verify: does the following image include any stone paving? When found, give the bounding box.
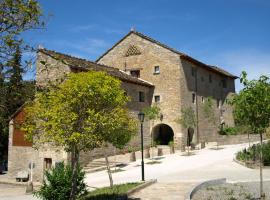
[0,183,37,200]
[129,182,197,200]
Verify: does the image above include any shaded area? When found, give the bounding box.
[152,124,174,145]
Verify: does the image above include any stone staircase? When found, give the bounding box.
[83,159,127,173]
[83,146,172,173]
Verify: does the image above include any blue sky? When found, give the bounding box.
[24,0,270,91]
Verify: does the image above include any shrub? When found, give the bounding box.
[236,141,270,166]
[34,162,87,200]
[168,140,174,147]
[219,126,237,135]
[79,182,140,200]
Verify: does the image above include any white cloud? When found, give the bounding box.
[69,24,96,32]
[50,37,110,59]
[208,49,270,92]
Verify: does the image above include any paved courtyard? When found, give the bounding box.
[1,142,270,199]
[86,143,270,199]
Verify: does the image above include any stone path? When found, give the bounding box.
[0,183,37,200]
[129,182,197,200]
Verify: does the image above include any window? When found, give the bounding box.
[221,79,227,88]
[154,95,160,103]
[192,93,196,104]
[44,158,52,170]
[191,68,196,77]
[209,74,212,83]
[201,96,205,103]
[139,91,145,102]
[154,66,160,74]
[130,70,140,78]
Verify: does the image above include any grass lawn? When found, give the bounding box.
[79,182,141,200]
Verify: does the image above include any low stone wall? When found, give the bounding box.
[217,134,266,146]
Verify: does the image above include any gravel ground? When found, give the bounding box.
[192,181,270,200]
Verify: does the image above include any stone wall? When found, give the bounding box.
[217,134,266,146]
[179,59,236,145]
[12,50,153,171]
[98,32,236,149]
[98,33,183,149]
[8,120,68,182]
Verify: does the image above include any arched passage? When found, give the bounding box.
[187,127,194,146]
[152,124,174,145]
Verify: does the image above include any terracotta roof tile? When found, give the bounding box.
[38,48,154,87]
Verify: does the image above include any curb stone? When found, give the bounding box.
[185,178,226,200]
[127,179,157,196]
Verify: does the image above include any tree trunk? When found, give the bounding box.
[69,145,79,200]
[104,151,113,187]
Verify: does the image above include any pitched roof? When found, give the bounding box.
[38,48,154,87]
[96,30,238,79]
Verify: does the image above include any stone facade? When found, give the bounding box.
[8,30,237,181]
[97,31,236,149]
[8,49,152,181]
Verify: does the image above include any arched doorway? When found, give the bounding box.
[187,127,194,146]
[152,124,174,145]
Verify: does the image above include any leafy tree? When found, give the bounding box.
[0,0,44,164]
[176,107,197,130]
[202,97,218,126]
[0,0,44,64]
[6,46,24,114]
[23,71,137,200]
[143,104,160,157]
[230,71,270,198]
[175,106,196,154]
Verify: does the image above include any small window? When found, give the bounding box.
[130,70,140,78]
[201,96,204,103]
[191,68,196,77]
[154,66,160,74]
[221,79,227,88]
[139,91,145,102]
[154,95,160,103]
[209,74,212,83]
[44,158,52,170]
[192,93,196,104]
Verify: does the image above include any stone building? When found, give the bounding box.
[8,30,237,181]
[97,30,237,149]
[8,48,153,181]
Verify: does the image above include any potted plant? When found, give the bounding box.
[169,141,175,154]
[128,147,136,162]
[145,148,150,158]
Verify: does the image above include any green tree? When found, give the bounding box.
[0,0,44,164]
[175,106,196,154]
[7,45,24,114]
[230,71,270,198]
[176,107,197,130]
[143,104,160,157]
[23,71,137,200]
[202,97,218,125]
[0,0,44,64]
[202,97,220,149]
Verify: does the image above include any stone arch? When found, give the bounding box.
[152,123,174,145]
[187,127,194,146]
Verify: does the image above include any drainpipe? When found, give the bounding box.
[195,69,200,144]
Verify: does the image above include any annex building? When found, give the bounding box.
[8,30,237,181]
